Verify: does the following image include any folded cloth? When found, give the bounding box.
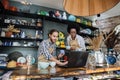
[1,71,13,80]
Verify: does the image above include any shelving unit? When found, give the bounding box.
[0,36,42,41]
[0,9,99,52]
[2,23,43,30]
[0,11,42,69]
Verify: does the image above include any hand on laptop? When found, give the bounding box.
[59,61,68,66]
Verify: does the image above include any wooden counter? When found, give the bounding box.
[10,65,120,79]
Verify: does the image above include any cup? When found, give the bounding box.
[38,62,49,69]
[49,61,56,67]
[66,46,70,50]
[50,67,56,73]
[1,31,5,37]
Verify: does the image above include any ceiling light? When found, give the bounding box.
[97,14,100,17]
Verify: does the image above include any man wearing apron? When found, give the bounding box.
[67,25,86,51]
[38,29,68,66]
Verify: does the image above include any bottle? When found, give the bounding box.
[35,30,39,39]
[21,31,25,38]
[26,55,32,66]
[62,12,67,20]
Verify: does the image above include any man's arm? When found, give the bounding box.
[49,57,68,66]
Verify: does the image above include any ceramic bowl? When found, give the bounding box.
[38,62,49,69]
[49,61,56,67]
[68,15,76,21]
[106,55,116,65]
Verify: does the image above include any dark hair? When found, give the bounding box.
[48,29,59,36]
[67,24,79,34]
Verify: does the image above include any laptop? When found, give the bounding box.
[60,50,89,68]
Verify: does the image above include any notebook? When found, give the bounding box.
[60,50,89,68]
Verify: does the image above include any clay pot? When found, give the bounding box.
[37,22,42,27]
[1,0,9,10]
[5,31,12,37]
[9,6,17,11]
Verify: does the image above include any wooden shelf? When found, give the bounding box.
[45,16,98,31]
[79,33,95,37]
[86,65,120,74]
[10,65,120,79]
[3,10,43,19]
[2,10,98,31]
[0,37,43,41]
[0,46,38,48]
[1,23,43,30]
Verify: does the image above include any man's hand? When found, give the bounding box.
[58,53,64,59]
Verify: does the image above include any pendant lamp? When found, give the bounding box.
[63,0,120,16]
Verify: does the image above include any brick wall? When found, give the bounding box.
[95,15,120,52]
[95,15,120,32]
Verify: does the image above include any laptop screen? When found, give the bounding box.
[62,50,89,68]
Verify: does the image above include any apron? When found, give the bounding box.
[69,39,80,50]
[38,47,54,62]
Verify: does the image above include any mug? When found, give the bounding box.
[66,46,70,50]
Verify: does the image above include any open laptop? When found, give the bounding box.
[60,50,89,68]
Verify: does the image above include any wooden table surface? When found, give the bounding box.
[10,64,120,79]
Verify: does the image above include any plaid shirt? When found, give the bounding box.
[38,39,56,60]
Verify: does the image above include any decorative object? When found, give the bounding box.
[62,12,67,20]
[88,33,103,50]
[17,57,26,64]
[20,5,30,13]
[94,50,105,64]
[5,25,20,37]
[80,28,92,34]
[38,62,49,69]
[5,31,12,37]
[105,55,116,65]
[7,60,17,68]
[50,67,56,73]
[63,0,120,16]
[76,18,81,23]
[26,55,35,65]
[49,61,56,67]
[66,46,70,50]
[55,10,61,19]
[56,31,65,48]
[39,10,48,16]
[104,24,120,49]
[86,53,96,70]
[7,51,23,61]
[1,0,9,10]
[21,0,32,5]
[9,6,17,11]
[68,15,76,21]
[49,11,55,17]
[7,25,20,33]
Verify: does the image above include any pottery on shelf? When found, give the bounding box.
[68,15,76,21]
